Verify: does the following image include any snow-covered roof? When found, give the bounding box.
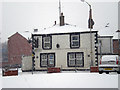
[32,24,118,39]
[33,24,97,35]
[98,28,118,39]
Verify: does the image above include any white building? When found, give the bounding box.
[22,13,98,71]
[24,13,98,71]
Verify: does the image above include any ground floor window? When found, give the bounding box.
[67,52,84,67]
[40,53,55,67]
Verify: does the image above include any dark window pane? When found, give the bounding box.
[49,54,54,59]
[70,60,75,66]
[44,43,50,48]
[76,53,82,60]
[41,61,47,66]
[48,54,55,66]
[76,60,83,66]
[72,41,79,46]
[44,37,50,42]
[72,36,79,40]
[69,54,75,59]
[48,60,54,65]
[42,54,47,59]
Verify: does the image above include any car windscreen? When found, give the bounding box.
[102,55,118,61]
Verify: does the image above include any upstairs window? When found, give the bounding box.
[42,35,52,50]
[32,35,39,48]
[70,34,80,48]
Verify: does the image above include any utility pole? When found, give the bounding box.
[81,0,94,66]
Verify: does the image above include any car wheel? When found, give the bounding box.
[106,72,109,74]
[117,71,120,74]
[99,71,103,74]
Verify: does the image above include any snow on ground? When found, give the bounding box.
[0,68,118,88]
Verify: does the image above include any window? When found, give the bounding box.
[70,34,80,48]
[41,54,47,67]
[67,52,84,67]
[48,54,54,67]
[32,37,39,48]
[40,53,55,67]
[42,35,52,49]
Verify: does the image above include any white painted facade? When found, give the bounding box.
[31,25,98,71]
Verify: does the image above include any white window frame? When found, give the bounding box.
[68,52,84,67]
[42,36,52,50]
[70,34,80,48]
[41,54,47,67]
[40,53,55,67]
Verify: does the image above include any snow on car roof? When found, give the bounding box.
[101,55,118,61]
[33,24,97,35]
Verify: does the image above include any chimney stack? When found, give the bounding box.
[34,29,38,32]
[54,21,56,25]
[60,13,65,26]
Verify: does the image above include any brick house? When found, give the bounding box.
[6,32,32,67]
[113,39,120,56]
[113,30,120,56]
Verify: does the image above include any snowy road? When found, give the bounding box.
[0,69,119,88]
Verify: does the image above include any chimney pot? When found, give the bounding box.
[34,29,38,32]
[54,21,56,25]
[60,12,65,26]
[61,13,63,16]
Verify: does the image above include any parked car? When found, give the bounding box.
[99,55,120,74]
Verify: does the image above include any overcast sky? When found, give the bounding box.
[0,0,119,42]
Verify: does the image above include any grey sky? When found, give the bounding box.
[1,0,119,42]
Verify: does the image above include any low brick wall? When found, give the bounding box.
[47,67,61,73]
[90,66,99,72]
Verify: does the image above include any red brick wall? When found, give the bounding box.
[8,32,32,67]
[113,39,120,56]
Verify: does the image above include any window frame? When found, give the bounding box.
[67,52,84,67]
[40,53,55,67]
[70,34,80,49]
[42,35,52,50]
[32,36,39,48]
